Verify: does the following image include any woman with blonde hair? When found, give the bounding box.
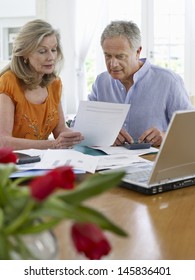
[0,19,83,150]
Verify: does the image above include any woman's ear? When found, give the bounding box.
[23,58,28,64]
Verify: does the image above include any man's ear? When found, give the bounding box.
[136,46,142,57]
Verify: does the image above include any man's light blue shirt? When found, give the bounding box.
[88,58,194,140]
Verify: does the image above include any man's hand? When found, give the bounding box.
[138,127,165,147]
[113,128,134,146]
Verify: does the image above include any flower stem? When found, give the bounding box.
[4,200,35,235]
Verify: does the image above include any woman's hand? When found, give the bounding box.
[54,131,84,149]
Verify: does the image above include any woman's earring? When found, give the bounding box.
[24,58,28,64]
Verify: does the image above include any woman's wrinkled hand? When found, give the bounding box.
[54,131,84,149]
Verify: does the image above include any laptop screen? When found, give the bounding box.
[149,110,195,185]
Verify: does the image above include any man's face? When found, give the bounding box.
[102,36,141,84]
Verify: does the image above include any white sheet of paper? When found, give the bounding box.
[73,101,130,146]
[96,154,150,170]
[16,149,99,173]
[91,146,159,155]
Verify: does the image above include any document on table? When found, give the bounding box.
[14,149,99,174]
[96,154,150,170]
[73,101,130,146]
[91,145,159,155]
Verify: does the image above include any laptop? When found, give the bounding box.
[118,110,195,194]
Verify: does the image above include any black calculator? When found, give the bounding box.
[124,141,151,150]
[15,152,41,164]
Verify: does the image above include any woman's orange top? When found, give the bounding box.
[0,70,62,140]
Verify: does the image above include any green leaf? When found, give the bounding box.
[63,203,128,236]
[0,164,17,207]
[0,232,11,260]
[56,171,125,204]
[21,197,127,236]
[17,220,61,235]
[4,200,35,235]
[0,208,4,229]
[0,164,17,187]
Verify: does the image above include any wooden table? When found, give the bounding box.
[54,154,195,260]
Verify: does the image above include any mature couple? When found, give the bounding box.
[0,19,193,150]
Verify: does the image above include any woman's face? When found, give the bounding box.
[27,34,58,76]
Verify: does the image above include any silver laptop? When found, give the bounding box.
[120,110,195,194]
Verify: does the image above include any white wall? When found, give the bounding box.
[46,0,78,114]
[0,0,36,17]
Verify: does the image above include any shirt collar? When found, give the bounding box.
[133,58,150,83]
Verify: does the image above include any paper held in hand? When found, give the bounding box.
[73,101,130,146]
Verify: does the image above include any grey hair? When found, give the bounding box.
[0,19,64,89]
[101,20,141,50]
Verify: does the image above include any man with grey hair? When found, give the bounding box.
[88,20,193,147]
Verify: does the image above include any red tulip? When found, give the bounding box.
[71,223,111,260]
[29,166,75,201]
[49,166,75,190]
[0,147,17,164]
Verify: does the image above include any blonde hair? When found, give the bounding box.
[0,19,64,89]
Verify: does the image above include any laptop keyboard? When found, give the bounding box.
[125,169,151,183]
